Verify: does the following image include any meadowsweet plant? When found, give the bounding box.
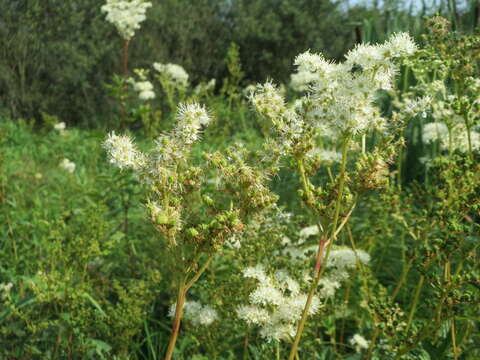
[249,32,418,359]
[101,0,152,41]
[102,0,153,127]
[103,102,277,359]
[236,246,370,343]
[400,16,480,164]
[153,62,190,112]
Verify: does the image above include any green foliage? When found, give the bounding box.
[1,5,480,360]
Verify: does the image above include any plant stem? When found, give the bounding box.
[164,281,187,360]
[405,275,424,334]
[288,137,350,360]
[164,255,214,360]
[243,331,249,360]
[185,255,214,291]
[121,39,130,128]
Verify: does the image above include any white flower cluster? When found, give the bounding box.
[237,265,321,342]
[290,70,320,92]
[59,158,76,173]
[308,148,342,164]
[101,0,152,40]
[394,95,432,122]
[422,122,449,144]
[175,103,211,145]
[327,248,371,273]
[291,33,417,135]
[280,232,370,298]
[194,79,216,96]
[298,224,319,241]
[250,82,304,153]
[243,84,257,98]
[169,300,219,326]
[104,103,212,183]
[129,69,155,100]
[0,282,13,300]
[153,63,189,88]
[350,334,370,352]
[54,122,66,132]
[103,132,145,171]
[422,121,480,152]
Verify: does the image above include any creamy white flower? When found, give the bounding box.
[288,34,418,136]
[243,264,268,282]
[318,278,341,298]
[250,81,287,121]
[274,271,300,296]
[243,84,257,97]
[250,282,284,306]
[345,43,384,70]
[260,323,296,342]
[455,128,480,152]
[383,32,417,58]
[0,282,13,293]
[327,248,371,269]
[54,122,66,131]
[310,148,342,164]
[103,132,145,170]
[101,0,152,40]
[133,80,155,100]
[299,225,319,240]
[236,305,270,325]
[59,158,76,173]
[169,300,218,326]
[422,122,449,144]
[175,103,211,144]
[294,51,333,74]
[237,267,322,342]
[153,62,189,88]
[350,334,370,352]
[196,306,219,326]
[290,70,320,92]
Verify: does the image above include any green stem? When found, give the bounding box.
[405,275,424,334]
[164,280,187,360]
[288,137,350,360]
[391,258,413,301]
[297,158,314,207]
[164,255,214,360]
[185,255,214,291]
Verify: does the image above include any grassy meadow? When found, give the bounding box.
[1,1,480,359]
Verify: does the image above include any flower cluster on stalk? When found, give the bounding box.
[101,0,152,40]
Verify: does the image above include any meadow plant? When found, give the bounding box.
[248,31,418,359]
[102,0,153,127]
[103,102,277,359]
[401,16,480,163]
[153,62,190,112]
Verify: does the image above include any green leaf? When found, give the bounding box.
[82,292,108,318]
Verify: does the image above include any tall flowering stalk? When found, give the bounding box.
[249,32,419,358]
[101,0,152,126]
[103,103,277,360]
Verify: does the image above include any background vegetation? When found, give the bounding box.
[2,0,479,126]
[0,1,479,359]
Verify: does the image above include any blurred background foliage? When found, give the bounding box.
[2,0,480,126]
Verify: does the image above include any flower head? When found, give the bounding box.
[59,158,76,173]
[101,0,152,40]
[103,132,145,170]
[153,62,189,88]
[54,122,66,131]
[175,103,211,144]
